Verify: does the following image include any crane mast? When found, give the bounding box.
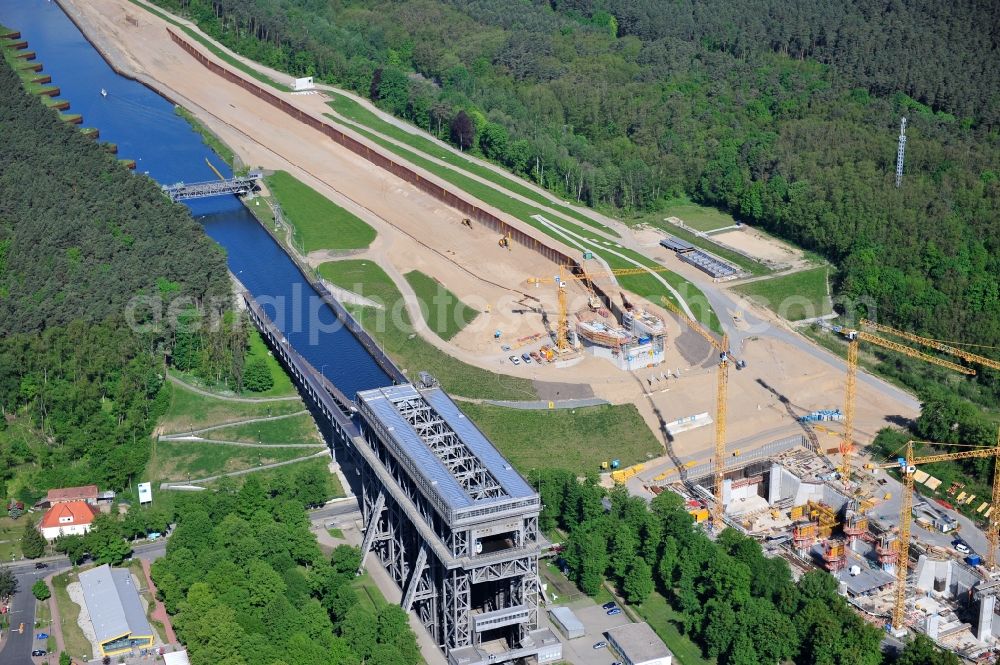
[837,328,975,483]
[660,296,733,531]
[528,263,678,351]
[882,440,1000,631]
[714,338,729,529]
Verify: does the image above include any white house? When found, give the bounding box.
[39,500,98,541]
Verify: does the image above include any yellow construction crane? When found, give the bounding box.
[879,437,1000,632]
[526,264,677,352]
[659,296,743,531]
[832,324,976,484]
[860,319,1000,372]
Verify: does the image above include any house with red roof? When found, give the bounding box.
[39,500,98,541]
[46,485,99,505]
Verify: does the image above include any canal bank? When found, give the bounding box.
[0,0,392,399]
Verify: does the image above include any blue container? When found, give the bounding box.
[966,554,982,566]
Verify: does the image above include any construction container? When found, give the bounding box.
[610,463,644,484]
[689,508,709,523]
[790,505,805,520]
[966,554,983,567]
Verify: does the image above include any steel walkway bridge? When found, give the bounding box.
[243,293,563,665]
[161,170,262,201]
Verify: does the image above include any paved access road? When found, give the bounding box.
[0,499,356,665]
[0,563,68,665]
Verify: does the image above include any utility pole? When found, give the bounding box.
[895,117,907,188]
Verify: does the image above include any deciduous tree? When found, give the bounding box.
[31,579,50,601]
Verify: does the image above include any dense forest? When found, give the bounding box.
[533,469,960,665]
[152,478,420,665]
[0,58,239,498]
[154,0,999,392]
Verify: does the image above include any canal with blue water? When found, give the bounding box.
[0,0,391,397]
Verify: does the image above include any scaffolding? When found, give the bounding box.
[822,541,847,572]
[808,500,839,539]
[842,498,870,547]
[793,522,818,555]
[876,533,900,573]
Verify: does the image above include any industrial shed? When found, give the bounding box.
[606,622,673,665]
[548,606,585,639]
[79,564,155,657]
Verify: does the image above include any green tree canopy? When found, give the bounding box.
[31,579,51,601]
[21,521,47,559]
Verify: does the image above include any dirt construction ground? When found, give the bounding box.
[64,0,919,480]
[711,227,807,266]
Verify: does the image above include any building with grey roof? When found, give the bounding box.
[548,606,585,639]
[354,381,560,665]
[659,235,695,253]
[78,564,155,657]
[606,622,673,665]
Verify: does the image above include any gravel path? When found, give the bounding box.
[65,582,96,661]
[159,437,323,449]
[167,373,300,403]
[160,449,330,489]
[159,409,309,439]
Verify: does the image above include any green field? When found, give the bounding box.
[321,116,719,331]
[403,270,479,341]
[0,515,26,561]
[316,260,538,400]
[326,93,609,233]
[52,571,93,663]
[735,266,832,321]
[244,328,298,397]
[174,105,236,168]
[149,440,319,482]
[459,403,660,474]
[351,571,388,613]
[265,170,376,253]
[206,412,321,445]
[661,198,737,233]
[128,0,290,91]
[636,592,715,665]
[157,379,305,433]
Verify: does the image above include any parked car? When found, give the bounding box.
[508,355,520,365]
[607,608,623,616]
[521,353,532,364]
[602,602,617,610]
[953,540,971,554]
[31,650,46,657]
[35,633,48,640]
[530,351,541,362]
[33,562,47,569]
[592,641,607,650]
